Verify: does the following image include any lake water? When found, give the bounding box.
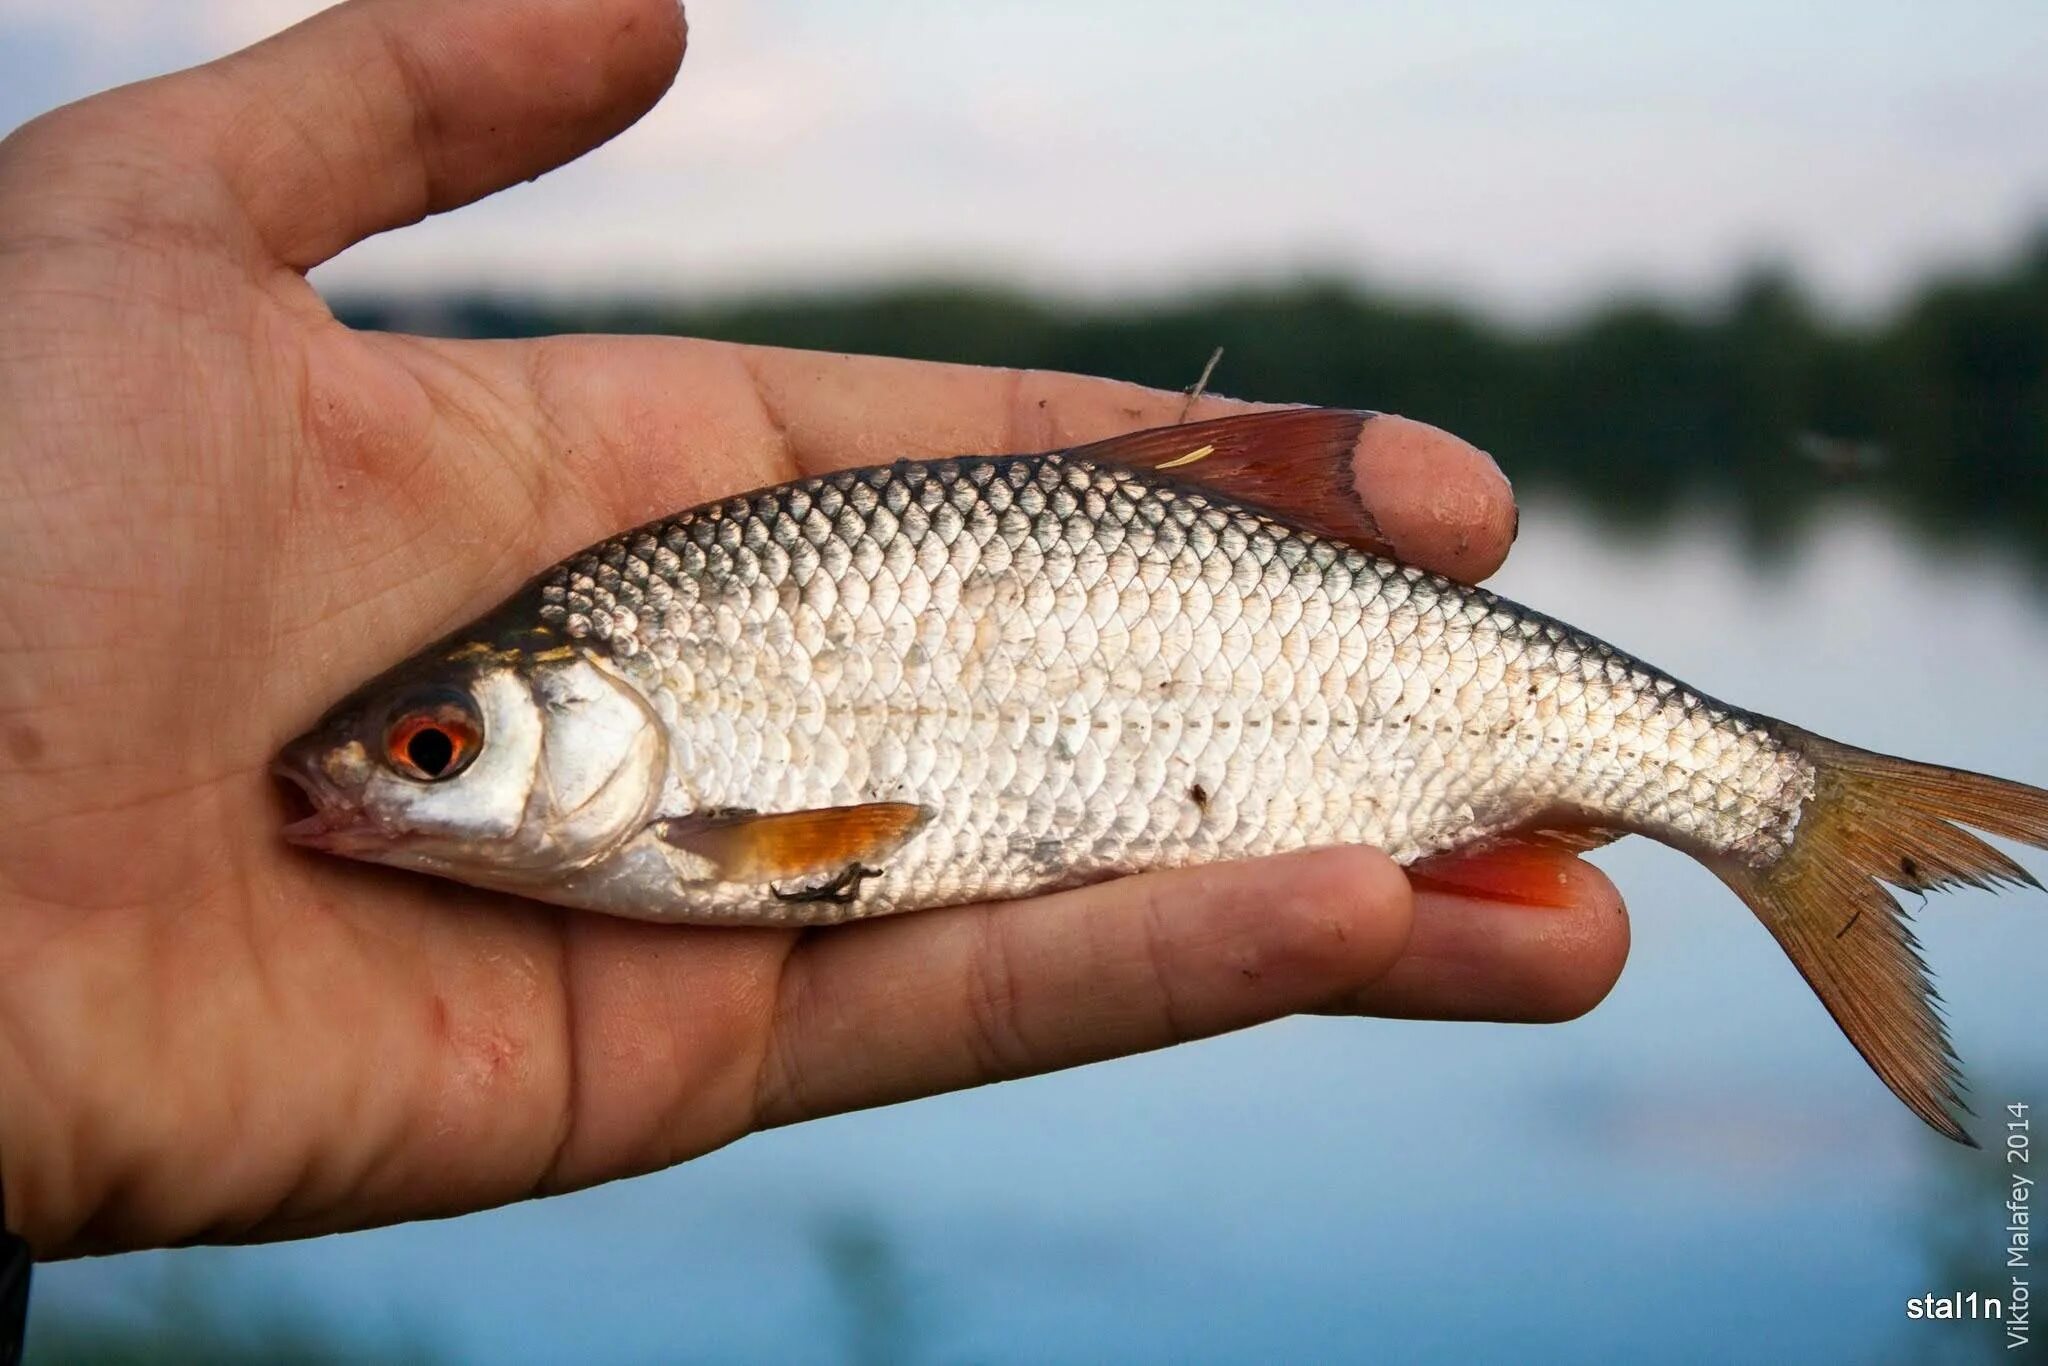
[29,501,2048,1364]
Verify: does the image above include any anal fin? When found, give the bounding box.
[1408,825,1629,908]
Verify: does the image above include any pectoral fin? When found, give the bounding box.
[654,803,931,883]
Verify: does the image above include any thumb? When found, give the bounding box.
[56,0,686,270]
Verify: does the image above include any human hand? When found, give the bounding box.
[0,0,1628,1258]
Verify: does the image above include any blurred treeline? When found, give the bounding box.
[335,231,2048,566]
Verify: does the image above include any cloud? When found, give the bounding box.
[5,0,2046,314]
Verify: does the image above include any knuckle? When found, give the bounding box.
[752,957,824,1128]
[961,916,1034,1083]
[1135,890,1193,1042]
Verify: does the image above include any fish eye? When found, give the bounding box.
[383,690,483,782]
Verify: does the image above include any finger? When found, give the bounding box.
[190,0,685,268]
[1323,853,1630,1023]
[744,344,1517,581]
[434,334,1519,582]
[751,847,1413,1129]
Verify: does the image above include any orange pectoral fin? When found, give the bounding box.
[1067,408,1392,557]
[655,803,931,883]
[1408,828,1626,908]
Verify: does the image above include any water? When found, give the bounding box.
[30,503,2048,1363]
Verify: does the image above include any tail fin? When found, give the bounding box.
[1715,734,2048,1145]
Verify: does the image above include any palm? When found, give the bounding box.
[0,0,1624,1258]
[3,239,807,1245]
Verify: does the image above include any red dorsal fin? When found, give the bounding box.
[1066,408,1390,557]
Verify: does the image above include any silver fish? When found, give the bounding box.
[277,408,2048,1142]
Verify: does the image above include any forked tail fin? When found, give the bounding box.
[1715,734,2048,1144]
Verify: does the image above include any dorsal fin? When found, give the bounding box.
[1066,408,1390,557]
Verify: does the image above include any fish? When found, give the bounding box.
[275,407,2048,1143]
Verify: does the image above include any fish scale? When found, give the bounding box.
[530,453,1811,919]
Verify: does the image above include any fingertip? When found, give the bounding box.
[1351,415,1517,581]
[612,0,692,114]
[1330,857,1630,1024]
[1493,858,1629,1023]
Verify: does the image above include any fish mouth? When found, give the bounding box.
[272,755,390,855]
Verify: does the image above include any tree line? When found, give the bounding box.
[334,230,2048,568]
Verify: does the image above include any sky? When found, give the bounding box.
[3,1,2047,315]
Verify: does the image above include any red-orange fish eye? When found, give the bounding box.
[383,694,483,782]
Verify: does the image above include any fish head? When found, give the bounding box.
[275,641,668,885]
